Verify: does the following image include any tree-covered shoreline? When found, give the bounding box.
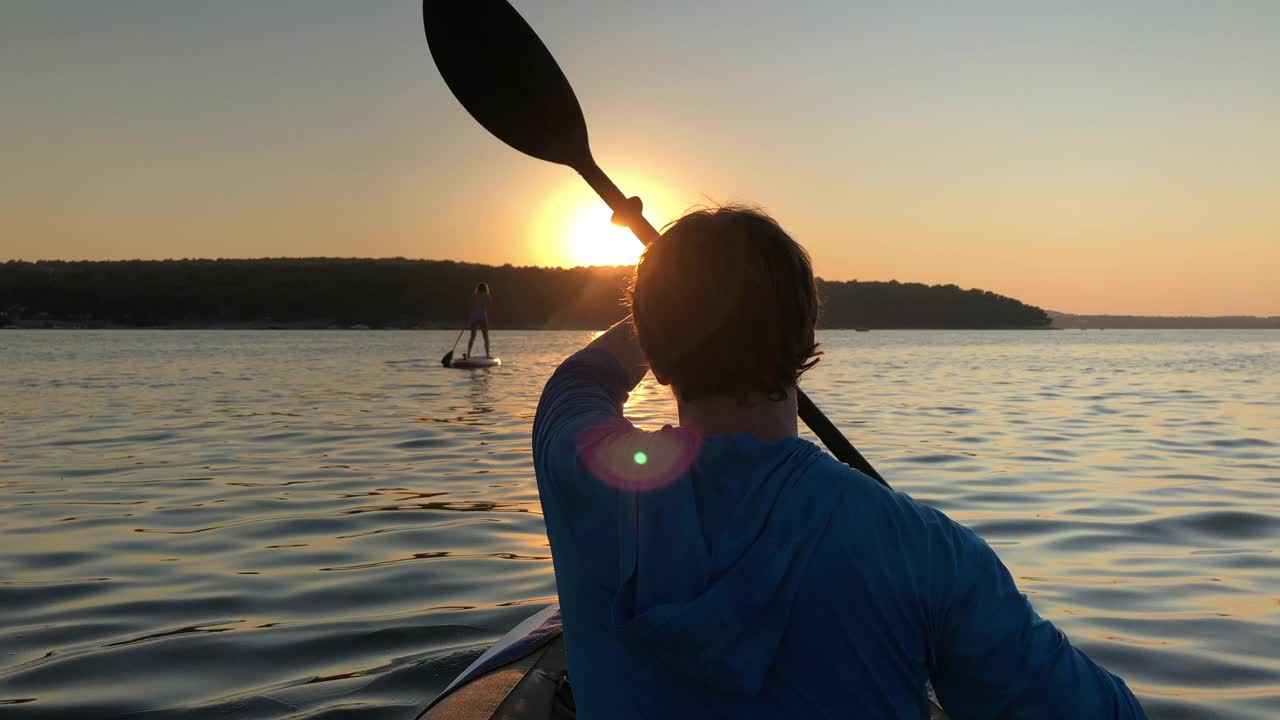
[1,258,1051,330]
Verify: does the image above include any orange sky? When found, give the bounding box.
[2,2,1277,316]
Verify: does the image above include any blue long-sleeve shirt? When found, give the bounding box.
[533,348,1146,719]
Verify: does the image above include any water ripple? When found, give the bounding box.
[1,329,1277,719]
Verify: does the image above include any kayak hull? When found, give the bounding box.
[419,604,950,719]
[419,605,568,719]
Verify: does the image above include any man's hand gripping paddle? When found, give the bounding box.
[423,1,887,486]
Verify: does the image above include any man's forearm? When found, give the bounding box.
[585,317,649,390]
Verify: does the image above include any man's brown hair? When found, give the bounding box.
[629,206,820,402]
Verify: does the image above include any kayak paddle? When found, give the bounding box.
[422,0,887,486]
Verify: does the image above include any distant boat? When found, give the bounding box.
[855,328,871,332]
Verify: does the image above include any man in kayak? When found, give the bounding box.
[533,207,1146,719]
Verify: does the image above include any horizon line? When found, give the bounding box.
[5,256,1277,320]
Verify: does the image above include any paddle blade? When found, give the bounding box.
[441,350,454,367]
[424,1,592,169]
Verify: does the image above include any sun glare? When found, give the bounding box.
[535,179,678,268]
[564,205,644,267]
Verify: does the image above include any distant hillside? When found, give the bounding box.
[1049,311,1280,329]
[1,258,1051,330]
[819,279,1050,329]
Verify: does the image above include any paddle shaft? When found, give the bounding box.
[577,162,888,487]
[441,327,467,366]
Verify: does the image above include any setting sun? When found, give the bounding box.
[565,206,644,267]
[537,180,678,268]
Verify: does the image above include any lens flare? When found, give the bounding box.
[576,422,699,492]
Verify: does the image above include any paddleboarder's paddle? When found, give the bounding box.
[422,1,887,486]
[441,328,466,367]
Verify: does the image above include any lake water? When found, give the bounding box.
[1,329,1277,719]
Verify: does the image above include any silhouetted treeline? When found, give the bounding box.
[0,259,630,329]
[1049,312,1280,329]
[1,259,1051,330]
[817,279,1050,329]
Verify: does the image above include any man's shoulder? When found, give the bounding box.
[798,446,889,491]
[796,445,907,509]
[797,449,959,544]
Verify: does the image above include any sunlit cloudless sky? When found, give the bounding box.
[3,0,1277,315]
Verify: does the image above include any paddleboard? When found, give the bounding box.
[418,603,950,719]
[450,357,501,369]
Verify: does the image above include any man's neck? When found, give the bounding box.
[676,390,798,442]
